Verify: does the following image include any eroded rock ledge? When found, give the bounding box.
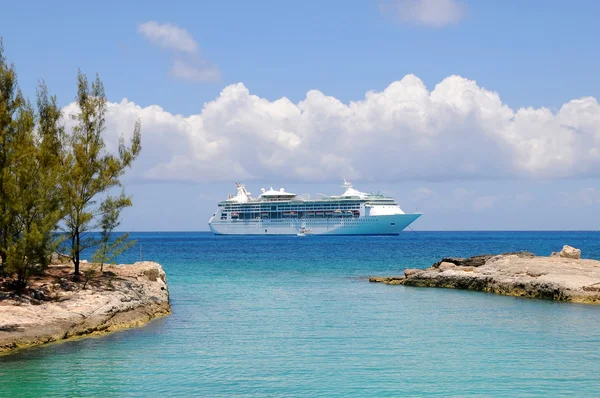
[0,261,171,354]
[370,246,600,304]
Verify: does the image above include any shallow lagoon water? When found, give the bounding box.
[2,231,600,397]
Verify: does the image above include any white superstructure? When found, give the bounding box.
[208,180,421,235]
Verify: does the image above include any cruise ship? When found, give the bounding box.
[208,180,421,235]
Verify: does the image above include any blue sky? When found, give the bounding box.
[2,0,600,230]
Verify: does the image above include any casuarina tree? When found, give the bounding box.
[0,40,66,287]
[61,71,141,277]
[92,191,137,272]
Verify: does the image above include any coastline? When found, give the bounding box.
[370,246,600,304]
[0,261,171,355]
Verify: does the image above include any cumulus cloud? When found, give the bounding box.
[63,74,600,183]
[380,0,466,27]
[137,21,220,82]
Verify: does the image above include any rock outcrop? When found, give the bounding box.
[0,261,171,354]
[370,247,600,304]
[559,245,581,259]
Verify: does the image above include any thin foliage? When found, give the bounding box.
[92,191,137,272]
[61,71,141,277]
[0,37,141,289]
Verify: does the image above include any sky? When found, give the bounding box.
[1,0,600,231]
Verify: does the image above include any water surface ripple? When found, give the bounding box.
[2,231,600,397]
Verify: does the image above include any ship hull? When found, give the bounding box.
[208,213,421,235]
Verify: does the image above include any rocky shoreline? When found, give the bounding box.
[0,261,171,355]
[370,246,600,304]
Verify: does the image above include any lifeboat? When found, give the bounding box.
[333,210,343,216]
[325,211,333,215]
[306,211,315,216]
[231,212,239,218]
[353,210,360,216]
[316,211,324,215]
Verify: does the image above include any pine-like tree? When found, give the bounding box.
[3,92,65,287]
[1,38,141,286]
[61,71,141,276]
[0,40,66,287]
[93,191,136,272]
[0,38,25,266]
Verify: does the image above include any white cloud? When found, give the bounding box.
[137,21,220,82]
[170,59,220,82]
[64,74,600,184]
[137,21,198,53]
[380,0,466,27]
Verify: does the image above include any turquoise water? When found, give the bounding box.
[2,231,600,397]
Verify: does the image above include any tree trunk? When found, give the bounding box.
[74,229,80,276]
[17,269,26,290]
[0,225,7,265]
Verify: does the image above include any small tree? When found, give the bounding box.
[61,71,141,277]
[92,191,136,272]
[0,39,141,288]
[2,90,65,288]
[0,38,24,265]
[0,41,65,289]
[2,98,39,288]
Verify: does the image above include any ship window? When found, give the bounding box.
[391,223,395,226]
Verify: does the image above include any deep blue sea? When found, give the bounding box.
[2,231,600,397]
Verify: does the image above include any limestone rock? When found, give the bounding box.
[369,276,404,285]
[404,268,423,277]
[368,250,600,305]
[0,261,171,354]
[432,257,465,268]
[50,252,72,265]
[438,262,456,271]
[559,245,581,259]
[432,251,536,269]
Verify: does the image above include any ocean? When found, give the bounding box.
[2,231,600,397]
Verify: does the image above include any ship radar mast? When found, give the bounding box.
[338,178,368,198]
[228,182,252,203]
[342,177,352,189]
